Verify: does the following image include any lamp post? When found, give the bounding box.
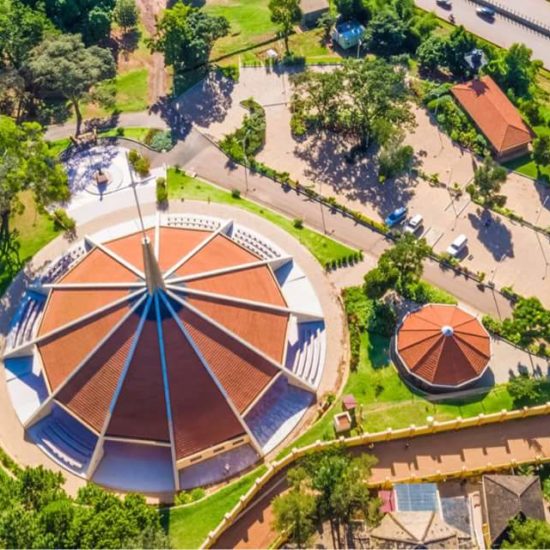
[242,128,251,195]
[534,195,549,279]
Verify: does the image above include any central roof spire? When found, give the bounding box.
[142,236,165,294]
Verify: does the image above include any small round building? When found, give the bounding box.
[395,304,491,392]
[2,214,328,493]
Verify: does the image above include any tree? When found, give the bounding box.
[416,34,448,73]
[364,11,407,56]
[317,11,337,43]
[148,2,229,71]
[273,489,317,548]
[507,373,542,407]
[28,34,115,134]
[532,134,550,172]
[0,116,69,243]
[334,0,369,21]
[291,58,412,150]
[486,43,542,100]
[268,0,301,56]
[471,155,507,206]
[113,0,138,32]
[502,518,550,549]
[445,26,477,78]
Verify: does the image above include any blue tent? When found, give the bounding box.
[331,21,365,50]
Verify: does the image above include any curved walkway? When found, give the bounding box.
[216,413,550,549]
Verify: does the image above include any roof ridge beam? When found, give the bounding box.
[153,293,181,491]
[24,293,148,430]
[85,235,145,280]
[87,297,153,480]
[154,211,161,260]
[165,256,293,284]
[41,282,146,290]
[159,292,264,459]
[5,288,146,359]
[166,284,323,322]
[166,289,316,394]
[163,219,233,278]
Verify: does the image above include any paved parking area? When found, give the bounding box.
[176,67,550,302]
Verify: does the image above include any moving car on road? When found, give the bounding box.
[476,6,496,19]
[404,214,424,235]
[436,0,452,8]
[446,234,468,257]
[385,207,408,228]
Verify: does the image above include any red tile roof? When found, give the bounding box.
[36,222,294,461]
[451,76,532,155]
[396,305,490,388]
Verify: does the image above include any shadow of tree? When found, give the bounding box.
[293,130,417,217]
[467,211,514,261]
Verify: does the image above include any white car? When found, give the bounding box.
[446,234,468,257]
[404,214,423,235]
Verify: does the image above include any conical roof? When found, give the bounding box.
[35,223,298,463]
[396,304,491,388]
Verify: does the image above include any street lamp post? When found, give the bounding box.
[534,195,549,279]
[242,128,251,195]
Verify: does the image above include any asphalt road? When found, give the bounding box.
[415,0,550,68]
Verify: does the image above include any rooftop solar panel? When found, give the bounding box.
[394,483,439,512]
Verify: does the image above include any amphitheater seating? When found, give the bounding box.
[245,377,313,453]
[6,292,46,351]
[30,406,97,476]
[232,228,281,260]
[166,215,221,232]
[285,321,326,388]
[40,244,87,283]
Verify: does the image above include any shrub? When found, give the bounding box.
[293,218,303,229]
[174,487,206,506]
[290,114,307,137]
[369,302,397,337]
[144,128,161,145]
[156,177,168,205]
[52,209,76,234]
[149,130,174,152]
[378,142,414,180]
[116,127,125,136]
[507,373,544,407]
[231,188,241,199]
[128,150,151,177]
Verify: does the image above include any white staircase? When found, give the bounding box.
[6,292,45,350]
[285,321,326,388]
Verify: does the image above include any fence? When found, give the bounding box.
[202,401,550,548]
[468,0,550,38]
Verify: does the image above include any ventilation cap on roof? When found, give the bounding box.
[441,325,454,337]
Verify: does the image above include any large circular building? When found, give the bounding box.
[395,304,491,392]
[2,214,327,493]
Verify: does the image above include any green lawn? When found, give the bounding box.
[277,288,550,458]
[111,68,149,112]
[205,0,275,60]
[167,169,358,265]
[161,466,266,549]
[1,191,61,296]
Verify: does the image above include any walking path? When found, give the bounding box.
[216,414,550,549]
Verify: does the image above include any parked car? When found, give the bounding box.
[436,0,452,8]
[446,234,468,257]
[385,207,408,227]
[476,6,495,18]
[404,214,423,235]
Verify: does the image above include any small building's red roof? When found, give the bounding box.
[396,305,491,388]
[451,76,532,154]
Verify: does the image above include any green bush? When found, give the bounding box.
[402,280,457,305]
[378,143,414,180]
[293,218,304,229]
[231,188,241,199]
[369,302,397,337]
[174,487,206,506]
[128,149,151,177]
[507,373,544,407]
[290,114,307,137]
[144,128,161,145]
[156,177,168,204]
[51,209,76,233]
[149,130,174,152]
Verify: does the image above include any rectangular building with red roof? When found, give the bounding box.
[451,75,533,161]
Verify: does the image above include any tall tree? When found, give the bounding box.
[446,26,477,78]
[416,34,448,73]
[148,2,229,71]
[0,115,69,239]
[471,155,507,206]
[112,0,138,32]
[273,489,317,548]
[28,34,115,134]
[364,11,407,56]
[268,0,301,56]
[532,134,550,173]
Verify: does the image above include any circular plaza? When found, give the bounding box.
[0,208,341,494]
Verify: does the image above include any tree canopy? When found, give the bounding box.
[268,0,301,55]
[28,34,115,134]
[470,155,507,207]
[112,0,138,32]
[502,517,550,549]
[0,115,69,235]
[291,58,413,150]
[0,466,170,549]
[148,2,229,72]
